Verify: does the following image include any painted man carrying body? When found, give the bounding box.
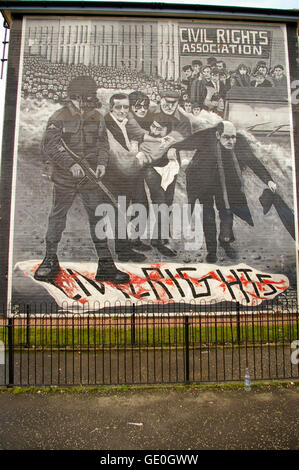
[103,93,162,262]
[139,114,179,257]
[135,91,192,255]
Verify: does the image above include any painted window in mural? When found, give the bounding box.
[8,16,297,312]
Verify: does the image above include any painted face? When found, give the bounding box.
[239,67,247,75]
[217,122,237,150]
[111,98,130,121]
[202,67,211,79]
[274,68,283,78]
[132,100,149,118]
[184,103,192,113]
[258,66,267,76]
[149,121,168,138]
[150,121,167,137]
[184,69,192,78]
[256,74,265,84]
[160,97,178,116]
[211,98,219,106]
[192,107,201,116]
[72,94,95,112]
[217,98,225,112]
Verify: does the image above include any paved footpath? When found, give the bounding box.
[0,384,299,450]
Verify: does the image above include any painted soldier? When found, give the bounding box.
[34,76,130,284]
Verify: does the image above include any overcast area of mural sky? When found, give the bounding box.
[0,0,298,154]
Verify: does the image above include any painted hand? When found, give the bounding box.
[268,181,277,193]
[159,136,176,151]
[167,148,177,161]
[136,151,151,167]
[96,165,106,179]
[70,163,85,178]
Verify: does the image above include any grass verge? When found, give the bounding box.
[1,323,298,348]
[0,380,299,395]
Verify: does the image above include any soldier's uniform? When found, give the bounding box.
[43,101,110,257]
[34,76,130,284]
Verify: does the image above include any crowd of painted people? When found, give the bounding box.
[22,56,288,121]
[21,56,184,105]
[181,57,288,117]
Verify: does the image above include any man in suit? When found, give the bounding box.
[178,121,277,263]
[103,93,149,262]
[251,72,273,88]
[190,65,213,108]
[271,64,288,88]
[157,90,192,141]
[182,65,194,98]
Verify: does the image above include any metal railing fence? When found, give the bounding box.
[0,299,298,386]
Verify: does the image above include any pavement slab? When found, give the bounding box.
[0,386,298,450]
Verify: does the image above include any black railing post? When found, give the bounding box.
[7,317,14,387]
[131,303,136,346]
[26,304,30,348]
[185,315,190,384]
[236,301,241,345]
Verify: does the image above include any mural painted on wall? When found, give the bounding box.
[8,16,297,312]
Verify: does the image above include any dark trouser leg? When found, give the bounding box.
[218,208,237,259]
[203,203,217,257]
[132,170,149,213]
[45,184,76,254]
[145,169,176,257]
[80,189,113,261]
[130,173,151,251]
[218,208,235,244]
[114,195,132,256]
[80,189,130,283]
[34,184,74,281]
[97,180,146,262]
[165,176,177,208]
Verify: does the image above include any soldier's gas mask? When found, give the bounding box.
[67,76,101,111]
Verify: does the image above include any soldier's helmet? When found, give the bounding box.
[67,76,101,108]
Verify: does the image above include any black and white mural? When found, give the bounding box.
[8,16,298,312]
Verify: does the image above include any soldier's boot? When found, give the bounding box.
[131,238,152,252]
[34,253,60,282]
[95,259,130,285]
[220,242,237,260]
[152,239,177,257]
[206,252,217,264]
